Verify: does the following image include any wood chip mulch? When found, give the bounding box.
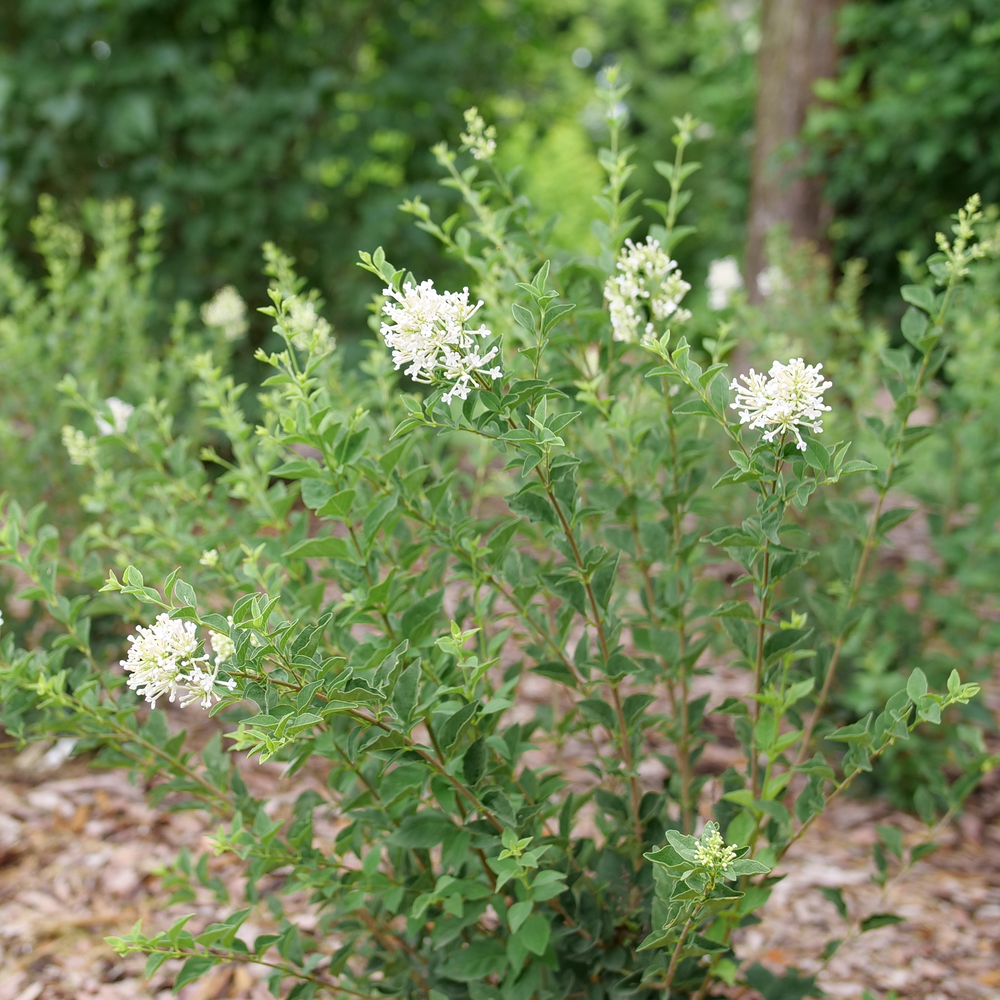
[2,729,1000,1000]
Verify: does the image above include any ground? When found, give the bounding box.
[2,723,999,1000]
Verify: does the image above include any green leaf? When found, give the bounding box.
[516,913,550,956]
[173,955,215,992]
[673,398,715,417]
[511,302,535,331]
[388,811,454,848]
[763,628,811,662]
[317,489,356,519]
[860,913,905,932]
[145,952,170,978]
[399,590,444,645]
[827,713,873,745]
[819,887,848,920]
[901,284,934,313]
[173,579,196,608]
[507,489,557,526]
[507,900,533,934]
[463,737,486,785]
[711,601,757,621]
[876,507,916,535]
[301,478,334,510]
[905,667,928,701]
[803,438,829,473]
[714,696,749,716]
[900,306,929,348]
[876,824,903,860]
[437,701,477,751]
[910,842,939,863]
[725,858,771,876]
[532,661,577,688]
[838,459,877,476]
[391,661,420,724]
[577,698,616,731]
[439,940,507,982]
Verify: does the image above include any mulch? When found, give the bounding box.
[2,718,999,1000]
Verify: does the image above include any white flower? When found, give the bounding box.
[199,548,219,568]
[730,357,832,450]
[756,265,790,301]
[604,237,691,343]
[95,396,134,436]
[706,257,744,310]
[380,279,502,403]
[210,617,236,665]
[460,107,497,161]
[286,297,334,353]
[201,285,248,341]
[62,426,97,466]
[121,613,236,710]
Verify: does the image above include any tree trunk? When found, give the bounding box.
[745,0,841,301]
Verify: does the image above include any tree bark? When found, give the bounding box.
[745,0,841,301]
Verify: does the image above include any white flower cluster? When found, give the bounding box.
[121,613,236,710]
[95,396,134,436]
[209,618,236,663]
[706,256,744,311]
[380,280,502,404]
[604,237,691,343]
[61,426,97,466]
[201,285,248,342]
[285,297,334,353]
[730,357,832,450]
[460,107,497,162]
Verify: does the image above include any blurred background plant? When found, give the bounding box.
[4,0,997,329]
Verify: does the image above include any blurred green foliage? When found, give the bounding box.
[0,0,540,326]
[1,0,998,321]
[806,0,1000,301]
[0,0,758,330]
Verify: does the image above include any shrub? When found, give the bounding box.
[0,74,993,999]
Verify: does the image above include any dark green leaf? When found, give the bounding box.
[532,661,577,688]
[507,489,557,526]
[763,628,811,662]
[860,913,905,932]
[437,701,477,751]
[876,507,916,535]
[463,737,486,785]
[577,698,616,731]
[387,811,454,848]
[819,887,848,920]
